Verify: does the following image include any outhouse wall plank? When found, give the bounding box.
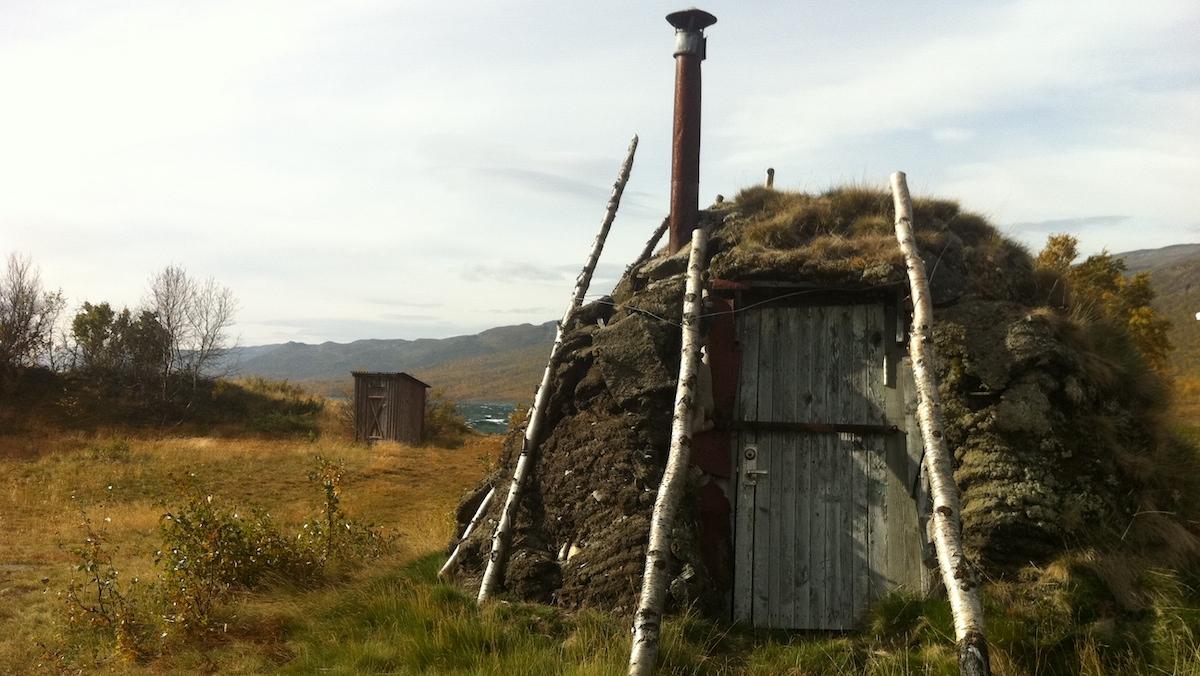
[397,378,425,444]
[387,377,398,440]
[352,377,362,441]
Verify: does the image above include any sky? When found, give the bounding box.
[2,0,1198,345]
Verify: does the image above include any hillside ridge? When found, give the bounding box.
[226,321,554,402]
[1116,242,1199,381]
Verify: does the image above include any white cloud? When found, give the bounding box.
[1,0,1197,344]
[931,127,975,144]
[723,0,1196,160]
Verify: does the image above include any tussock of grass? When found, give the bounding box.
[709,185,1035,303]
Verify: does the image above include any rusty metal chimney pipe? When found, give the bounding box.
[666,8,716,255]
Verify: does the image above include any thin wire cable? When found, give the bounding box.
[580,282,899,329]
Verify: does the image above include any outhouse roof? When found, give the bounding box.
[350,371,432,388]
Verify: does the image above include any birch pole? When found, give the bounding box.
[477,135,639,603]
[628,217,670,273]
[628,226,707,676]
[438,487,495,580]
[890,171,991,676]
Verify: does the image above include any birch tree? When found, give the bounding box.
[0,253,65,371]
[147,265,237,398]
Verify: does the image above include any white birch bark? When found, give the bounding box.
[438,487,495,580]
[477,135,639,603]
[891,171,991,676]
[628,217,670,273]
[628,226,707,676]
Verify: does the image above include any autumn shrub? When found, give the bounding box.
[157,485,320,633]
[1036,233,1173,372]
[424,388,471,446]
[62,456,392,658]
[62,514,160,661]
[297,455,391,565]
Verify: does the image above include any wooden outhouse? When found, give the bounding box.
[352,372,431,444]
[696,282,931,630]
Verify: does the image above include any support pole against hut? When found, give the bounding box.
[627,217,670,274]
[477,135,639,603]
[628,226,708,676]
[438,487,494,580]
[890,171,991,676]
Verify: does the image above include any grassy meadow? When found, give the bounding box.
[0,426,503,673]
[1,386,1198,674]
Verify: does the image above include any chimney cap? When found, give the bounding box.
[666,8,717,32]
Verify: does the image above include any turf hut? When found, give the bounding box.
[445,16,1186,673]
[448,184,1172,630]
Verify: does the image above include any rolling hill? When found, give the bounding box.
[226,321,554,402]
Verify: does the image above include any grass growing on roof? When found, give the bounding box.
[709,186,1034,303]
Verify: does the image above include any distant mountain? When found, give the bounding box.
[226,321,555,403]
[1116,243,1200,380]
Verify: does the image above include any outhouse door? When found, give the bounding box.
[366,379,388,441]
[730,298,926,630]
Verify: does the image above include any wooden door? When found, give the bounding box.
[367,379,388,441]
[731,302,924,630]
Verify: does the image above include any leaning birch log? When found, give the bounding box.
[628,217,670,273]
[890,171,991,676]
[477,134,639,603]
[628,226,707,676]
[438,487,495,580]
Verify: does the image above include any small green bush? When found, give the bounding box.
[62,456,392,661]
[298,455,390,564]
[424,389,471,446]
[62,514,160,661]
[157,487,320,632]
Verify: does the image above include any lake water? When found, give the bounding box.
[457,402,515,434]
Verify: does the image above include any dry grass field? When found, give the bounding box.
[0,430,502,673]
[1,398,1197,674]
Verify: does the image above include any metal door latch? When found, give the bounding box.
[743,445,768,485]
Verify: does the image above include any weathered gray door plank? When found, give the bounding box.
[793,305,813,629]
[752,308,774,624]
[732,305,760,623]
[774,307,797,628]
[810,305,830,626]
